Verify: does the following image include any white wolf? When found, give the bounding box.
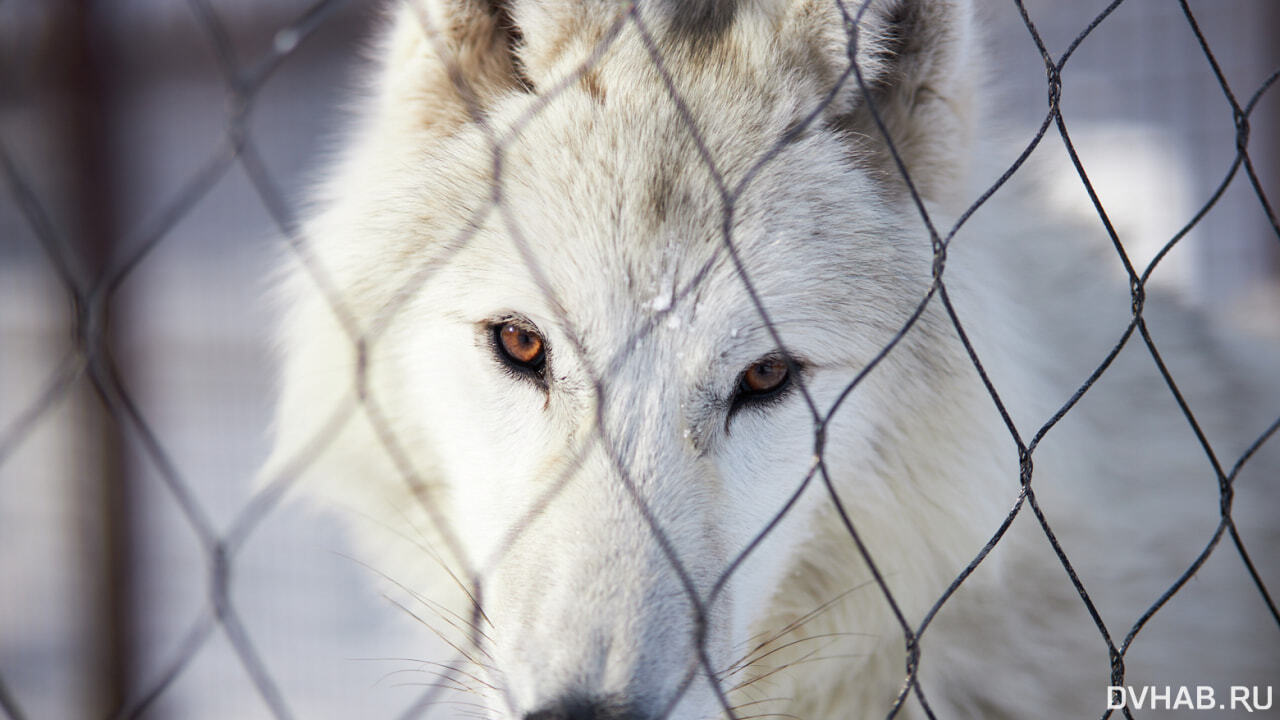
[266,0,1279,717]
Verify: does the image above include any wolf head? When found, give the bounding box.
[269,1,1009,717]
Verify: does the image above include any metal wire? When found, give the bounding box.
[0,1,1276,719]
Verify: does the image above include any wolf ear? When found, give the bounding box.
[786,0,978,205]
[377,0,530,131]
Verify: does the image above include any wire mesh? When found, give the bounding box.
[0,1,1277,719]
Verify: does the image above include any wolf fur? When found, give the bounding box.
[265,0,1280,717]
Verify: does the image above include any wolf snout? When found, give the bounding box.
[524,695,646,720]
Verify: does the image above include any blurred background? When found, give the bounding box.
[0,1,1276,719]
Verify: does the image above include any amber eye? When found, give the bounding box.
[495,322,546,370]
[739,356,790,396]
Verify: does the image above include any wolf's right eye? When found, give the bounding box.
[493,321,547,374]
[740,357,789,395]
[727,355,797,427]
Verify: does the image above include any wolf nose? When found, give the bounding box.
[524,696,641,720]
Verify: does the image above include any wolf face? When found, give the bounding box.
[266,0,1279,718]
[372,94,939,717]
[270,2,981,715]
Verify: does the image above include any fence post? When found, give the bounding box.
[54,0,134,715]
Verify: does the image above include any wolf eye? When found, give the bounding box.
[495,322,546,370]
[739,357,790,397]
[727,355,796,428]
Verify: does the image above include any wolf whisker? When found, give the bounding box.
[721,631,870,678]
[383,593,494,669]
[725,582,872,672]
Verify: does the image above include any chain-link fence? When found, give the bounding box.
[1,1,1278,719]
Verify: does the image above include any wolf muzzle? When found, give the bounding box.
[524,693,647,720]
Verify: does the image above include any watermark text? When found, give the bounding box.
[1108,686,1273,712]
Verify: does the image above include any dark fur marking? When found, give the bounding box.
[482,0,535,91]
[872,0,935,87]
[663,0,738,41]
[580,69,606,104]
[648,165,675,225]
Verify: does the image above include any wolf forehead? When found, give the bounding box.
[323,0,942,344]
[388,105,913,347]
